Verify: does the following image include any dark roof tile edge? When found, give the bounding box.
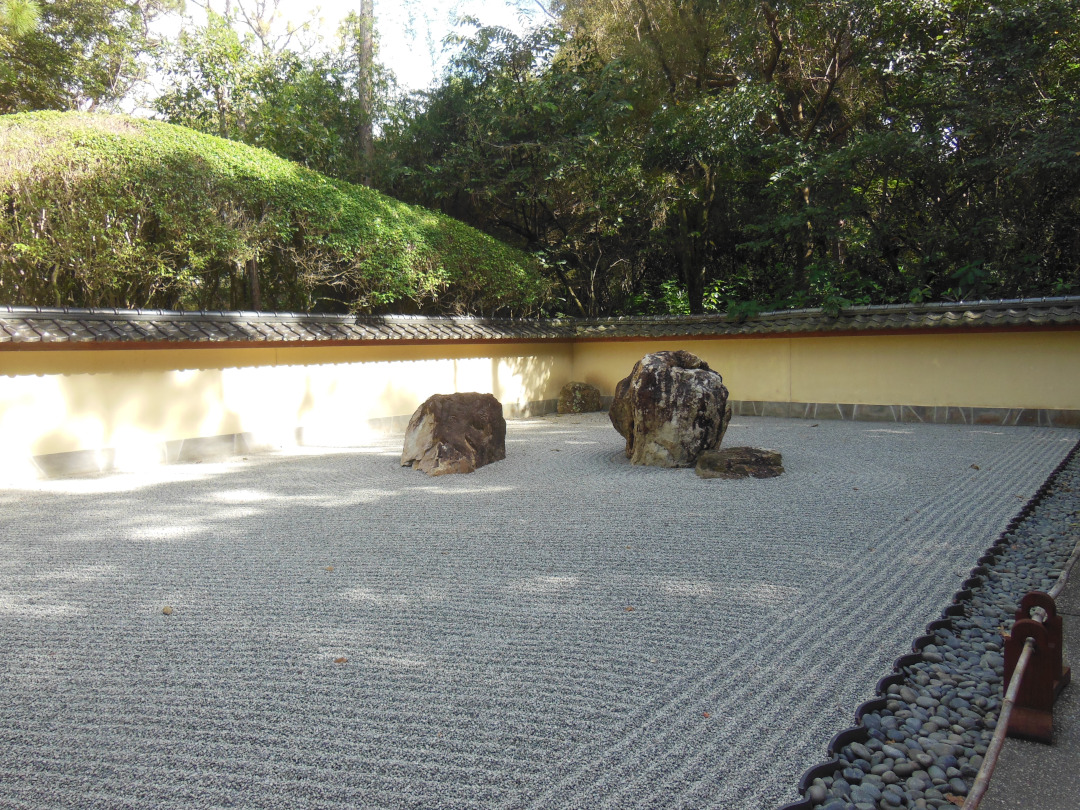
[1,296,1079,346]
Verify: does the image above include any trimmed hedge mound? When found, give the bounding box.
[0,111,549,314]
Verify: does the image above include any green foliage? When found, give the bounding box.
[0,0,41,35]
[154,8,395,188]
[0,111,548,314]
[154,11,258,140]
[377,24,655,316]
[3,1,1076,317]
[377,0,1080,315]
[0,0,174,113]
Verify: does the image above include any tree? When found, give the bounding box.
[378,23,652,315]
[155,3,398,188]
[381,0,1079,315]
[155,10,261,139]
[0,0,176,113]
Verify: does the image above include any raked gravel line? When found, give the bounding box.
[799,438,1080,810]
[1,414,1077,810]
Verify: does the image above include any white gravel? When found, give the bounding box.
[1,414,1076,810]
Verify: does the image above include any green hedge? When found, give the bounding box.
[0,111,549,314]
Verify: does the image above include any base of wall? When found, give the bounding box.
[731,400,1080,428]
[30,432,283,479]
[24,398,562,479]
[21,398,1079,480]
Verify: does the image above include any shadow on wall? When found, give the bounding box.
[379,378,428,422]
[492,353,558,414]
[371,353,561,429]
[290,351,565,447]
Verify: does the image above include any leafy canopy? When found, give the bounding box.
[379,0,1080,315]
[2,0,1077,317]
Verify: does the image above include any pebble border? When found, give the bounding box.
[780,438,1080,810]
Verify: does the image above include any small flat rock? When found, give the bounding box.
[695,447,784,479]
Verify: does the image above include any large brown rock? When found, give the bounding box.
[557,381,603,414]
[695,447,784,479]
[401,392,506,476]
[609,350,731,467]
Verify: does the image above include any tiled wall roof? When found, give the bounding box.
[2,297,1079,347]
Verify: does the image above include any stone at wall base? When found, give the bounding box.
[558,381,603,414]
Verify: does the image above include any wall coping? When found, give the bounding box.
[2,296,1080,349]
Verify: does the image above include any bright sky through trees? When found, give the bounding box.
[191,0,547,91]
[351,0,544,90]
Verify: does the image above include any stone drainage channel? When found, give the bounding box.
[781,439,1080,810]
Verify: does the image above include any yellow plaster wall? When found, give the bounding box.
[569,331,1080,409]
[3,328,1079,469]
[569,338,793,402]
[788,331,1080,409]
[0,342,573,459]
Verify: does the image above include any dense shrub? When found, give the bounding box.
[0,111,549,314]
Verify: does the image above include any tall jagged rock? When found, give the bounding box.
[609,350,731,467]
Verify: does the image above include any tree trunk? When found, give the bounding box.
[247,258,262,311]
[676,211,705,314]
[215,86,228,138]
[357,0,375,184]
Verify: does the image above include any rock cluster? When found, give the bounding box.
[802,452,1080,810]
[557,381,603,414]
[609,350,731,467]
[401,392,506,476]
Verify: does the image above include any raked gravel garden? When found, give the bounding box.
[1,414,1077,810]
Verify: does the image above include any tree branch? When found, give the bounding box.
[634,0,679,99]
[760,1,783,83]
[802,24,851,141]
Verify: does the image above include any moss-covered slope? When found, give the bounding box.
[0,111,549,314]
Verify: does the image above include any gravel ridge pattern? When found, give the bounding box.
[1,415,1077,810]
[800,439,1080,810]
